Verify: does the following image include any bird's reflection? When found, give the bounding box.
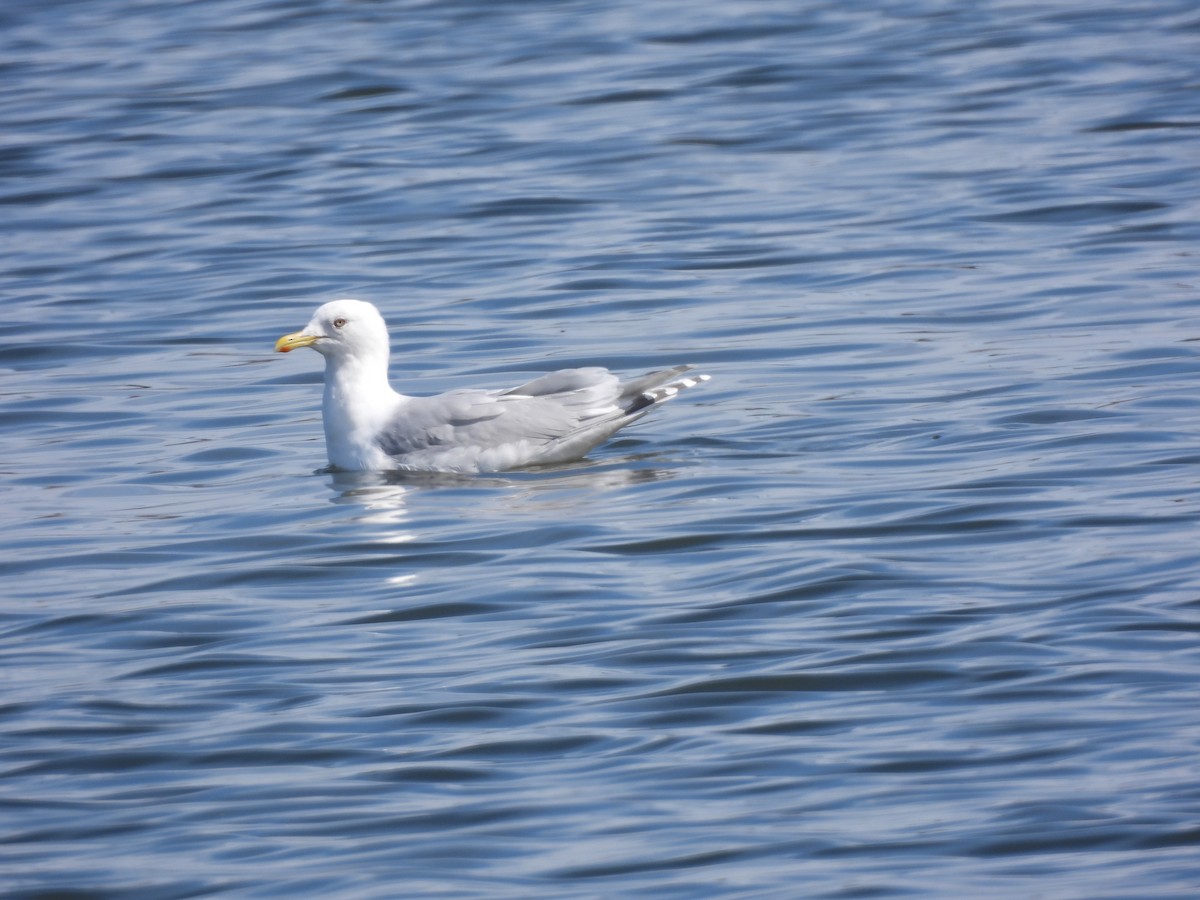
[326,470,416,538]
[325,453,678,524]
[318,456,682,605]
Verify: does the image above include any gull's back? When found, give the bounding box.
[374,365,709,473]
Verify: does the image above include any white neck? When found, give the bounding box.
[322,352,404,469]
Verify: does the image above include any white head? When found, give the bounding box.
[275,298,390,364]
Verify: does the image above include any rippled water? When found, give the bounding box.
[3,0,1199,896]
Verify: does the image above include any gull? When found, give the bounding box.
[275,299,709,473]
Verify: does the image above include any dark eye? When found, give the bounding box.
[333,317,347,328]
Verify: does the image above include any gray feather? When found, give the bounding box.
[378,366,709,469]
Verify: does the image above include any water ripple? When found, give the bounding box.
[1,0,1199,896]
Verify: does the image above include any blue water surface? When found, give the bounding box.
[2,0,1199,896]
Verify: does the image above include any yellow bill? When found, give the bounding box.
[275,331,319,353]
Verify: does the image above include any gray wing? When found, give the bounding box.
[376,366,706,471]
[376,390,578,455]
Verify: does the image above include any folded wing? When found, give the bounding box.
[376,366,708,472]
